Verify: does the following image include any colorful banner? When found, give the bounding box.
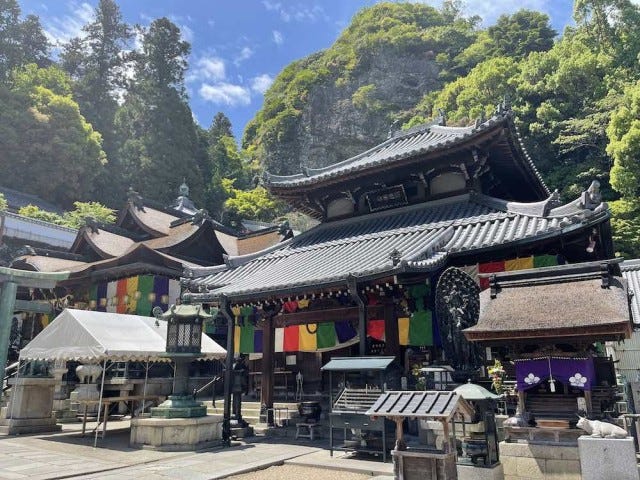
[235,320,359,354]
[467,254,559,291]
[367,319,386,342]
[89,275,182,316]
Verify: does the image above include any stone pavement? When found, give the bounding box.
[0,420,393,480]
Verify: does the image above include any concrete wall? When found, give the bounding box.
[500,441,581,480]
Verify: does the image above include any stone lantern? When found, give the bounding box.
[150,304,212,418]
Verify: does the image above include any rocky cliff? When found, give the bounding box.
[243,3,476,175]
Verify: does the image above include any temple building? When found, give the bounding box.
[183,107,621,416]
[7,185,288,350]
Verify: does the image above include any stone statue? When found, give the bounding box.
[576,416,628,438]
[231,355,249,426]
[76,364,103,384]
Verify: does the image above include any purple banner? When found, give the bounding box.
[515,357,595,391]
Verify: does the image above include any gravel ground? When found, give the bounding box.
[227,464,374,480]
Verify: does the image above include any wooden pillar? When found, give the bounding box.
[261,315,275,425]
[348,275,367,356]
[383,297,399,357]
[518,390,526,414]
[584,390,593,416]
[219,295,235,446]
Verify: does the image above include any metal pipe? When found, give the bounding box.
[347,275,366,356]
[142,357,149,414]
[93,358,107,448]
[219,295,235,446]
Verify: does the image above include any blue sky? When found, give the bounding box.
[20,0,574,141]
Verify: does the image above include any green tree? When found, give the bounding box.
[221,179,281,225]
[0,0,49,81]
[0,193,7,212]
[17,205,64,225]
[0,65,105,207]
[487,10,556,59]
[208,112,233,144]
[606,81,640,197]
[62,201,116,228]
[60,0,132,205]
[115,18,204,205]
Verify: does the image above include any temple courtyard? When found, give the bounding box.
[0,419,393,480]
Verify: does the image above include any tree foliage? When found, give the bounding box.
[60,0,132,205]
[0,193,7,212]
[17,201,115,228]
[0,64,105,207]
[0,0,49,80]
[115,17,204,205]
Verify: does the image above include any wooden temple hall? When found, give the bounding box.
[8,184,288,346]
[183,106,632,421]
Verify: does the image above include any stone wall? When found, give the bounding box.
[500,441,581,480]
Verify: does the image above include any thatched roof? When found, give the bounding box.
[465,262,632,343]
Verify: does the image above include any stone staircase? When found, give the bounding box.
[204,399,302,426]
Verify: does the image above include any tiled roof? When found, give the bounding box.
[622,259,640,325]
[0,186,64,214]
[264,112,547,195]
[185,192,609,301]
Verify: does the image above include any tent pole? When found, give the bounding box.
[142,357,149,414]
[93,358,107,448]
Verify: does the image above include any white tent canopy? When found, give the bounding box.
[20,309,226,362]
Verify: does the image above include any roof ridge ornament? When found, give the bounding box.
[579,180,606,211]
[127,187,145,211]
[387,119,401,139]
[437,108,447,126]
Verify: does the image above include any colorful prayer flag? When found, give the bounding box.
[317,322,337,349]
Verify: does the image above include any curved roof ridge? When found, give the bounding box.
[223,237,294,268]
[265,112,511,184]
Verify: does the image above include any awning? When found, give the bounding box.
[20,309,226,362]
[321,356,396,372]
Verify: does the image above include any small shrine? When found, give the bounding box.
[464,259,633,480]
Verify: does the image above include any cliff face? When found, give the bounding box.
[298,49,440,171]
[243,3,472,176]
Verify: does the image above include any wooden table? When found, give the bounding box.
[78,394,162,438]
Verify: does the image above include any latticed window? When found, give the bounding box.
[166,317,202,353]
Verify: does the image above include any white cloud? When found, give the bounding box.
[180,24,195,43]
[262,1,328,23]
[234,46,254,66]
[43,1,94,44]
[199,83,251,106]
[272,30,284,45]
[251,74,274,94]
[188,56,226,83]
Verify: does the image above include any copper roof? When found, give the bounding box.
[12,255,88,272]
[185,191,609,301]
[119,202,180,237]
[75,228,135,258]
